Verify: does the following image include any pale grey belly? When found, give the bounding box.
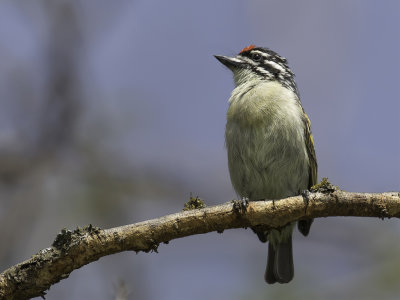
[225,121,309,200]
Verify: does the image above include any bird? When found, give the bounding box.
[214,45,317,284]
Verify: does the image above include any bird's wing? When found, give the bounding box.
[303,112,318,188]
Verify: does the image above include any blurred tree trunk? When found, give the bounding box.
[0,1,82,265]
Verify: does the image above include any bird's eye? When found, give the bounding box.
[252,53,262,61]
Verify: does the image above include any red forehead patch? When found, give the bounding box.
[240,44,256,54]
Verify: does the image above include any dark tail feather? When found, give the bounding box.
[265,236,294,284]
[274,238,294,283]
[298,218,314,236]
[265,242,277,284]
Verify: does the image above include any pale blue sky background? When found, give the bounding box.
[0,1,399,299]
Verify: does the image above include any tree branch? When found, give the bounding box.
[1,189,400,299]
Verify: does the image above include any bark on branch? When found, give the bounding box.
[1,189,400,299]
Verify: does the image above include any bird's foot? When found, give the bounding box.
[232,197,249,214]
[301,189,311,213]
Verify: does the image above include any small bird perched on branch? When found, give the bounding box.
[215,45,317,284]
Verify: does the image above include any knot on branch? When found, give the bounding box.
[52,225,102,251]
[52,228,73,251]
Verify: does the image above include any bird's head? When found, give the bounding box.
[215,45,297,94]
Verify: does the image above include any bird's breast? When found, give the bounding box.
[225,81,309,199]
[227,81,300,126]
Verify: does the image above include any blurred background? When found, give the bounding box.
[0,0,399,299]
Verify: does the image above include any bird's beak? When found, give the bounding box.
[214,55,245,69]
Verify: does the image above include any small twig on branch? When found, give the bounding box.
[1,189,400,299]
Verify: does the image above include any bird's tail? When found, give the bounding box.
[264,228,294,284]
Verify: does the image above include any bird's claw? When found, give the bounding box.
[233,198,249,213]
[301,189,311,213]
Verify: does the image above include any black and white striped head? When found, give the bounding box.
[215,45,298,95]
